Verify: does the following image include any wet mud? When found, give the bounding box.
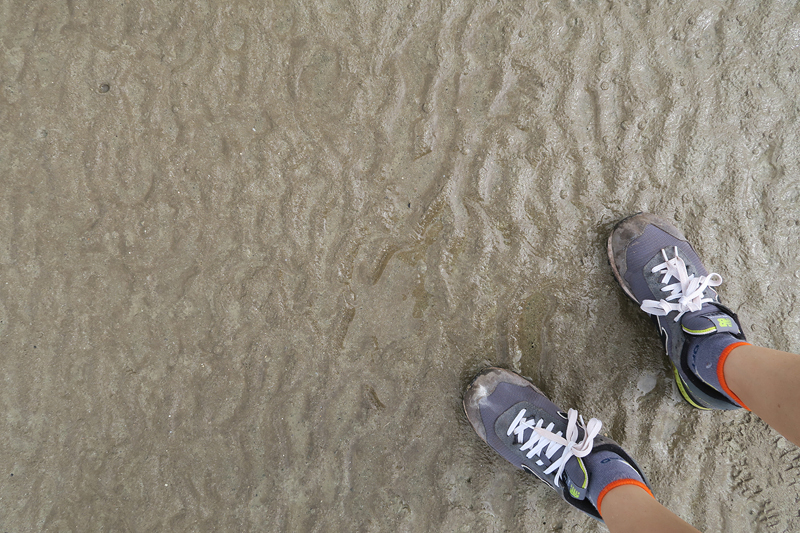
[2,1,800,531]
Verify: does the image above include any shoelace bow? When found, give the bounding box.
[507,408,602,487]
[640,246,723,322]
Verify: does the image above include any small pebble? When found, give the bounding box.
[99,83,110,93]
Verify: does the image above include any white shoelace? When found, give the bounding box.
[640,246,723,322]
[507,408,602,487]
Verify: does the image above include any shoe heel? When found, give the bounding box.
[671,365,712,411]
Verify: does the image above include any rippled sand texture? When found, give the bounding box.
[3,0,800,531]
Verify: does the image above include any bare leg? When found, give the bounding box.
[601,343,800,532]
[601,485,701,533]
[723,344,800,446]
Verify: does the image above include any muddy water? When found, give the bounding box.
[2,1,800,531]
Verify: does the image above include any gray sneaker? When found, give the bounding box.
[463,367,651,522]
[608,213,748,410]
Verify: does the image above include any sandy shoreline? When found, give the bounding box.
[2,1,800,531]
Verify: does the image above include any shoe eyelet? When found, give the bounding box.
[557,410,568,419]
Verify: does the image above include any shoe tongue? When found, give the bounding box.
[681,304,741,336]
[517,419,589,500]
[563,456,588,501]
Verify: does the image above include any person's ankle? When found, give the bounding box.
[583,450,653,515]
[685,333,750,409]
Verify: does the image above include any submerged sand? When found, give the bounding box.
[2,0,800,531]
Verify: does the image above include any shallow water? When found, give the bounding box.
[2,0,800,531]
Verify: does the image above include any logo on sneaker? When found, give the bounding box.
[716,317,733,328]
[569,486,581,498]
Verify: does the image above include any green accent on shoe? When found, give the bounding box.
[682,325,717,335]
[715,317,733,328]
[578,457,588,488]
[672,364,711,411]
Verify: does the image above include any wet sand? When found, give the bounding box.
[2,1,800,531]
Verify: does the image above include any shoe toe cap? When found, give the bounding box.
[463,368,535,441]
[609,213,686,278]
